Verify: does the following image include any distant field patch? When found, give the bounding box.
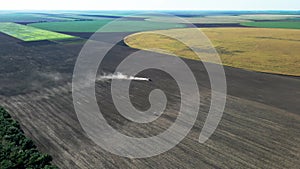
[238,14,300,21]
[125,28,300,76]
[61,14,114,20]
[146,14,300,24]
[241,21,300,29]
[146,16,250,24]
[0,13,44,22]
[0,13,70,22]
[99,21,187,32]
[0,22,76,41]
[29,20,187,33]
[29,20,113,32]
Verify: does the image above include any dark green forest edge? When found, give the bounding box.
[0,106,58,169]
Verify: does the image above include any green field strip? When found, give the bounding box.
[241,21,300,29]
[29,20,113,33]
[29,20,187,33]
[0,22,76,41]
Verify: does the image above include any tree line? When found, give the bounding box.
[0,106,58,169]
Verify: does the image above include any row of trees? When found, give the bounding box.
[0,106,58,169]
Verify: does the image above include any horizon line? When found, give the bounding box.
[0,9,300,11]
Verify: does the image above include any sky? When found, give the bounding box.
[0,0,299,10]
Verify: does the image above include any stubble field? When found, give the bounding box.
[125,27,300,76]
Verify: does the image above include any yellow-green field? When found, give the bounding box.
[0,22,76,41]
[125,28,300,76]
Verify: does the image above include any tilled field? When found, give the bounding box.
[0,32,299,168]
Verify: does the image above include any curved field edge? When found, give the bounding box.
[0,106,58,169]
[240,21,300,29]
[29,20,187,33]
[124,28,300,76]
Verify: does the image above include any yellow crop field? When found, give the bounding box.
[124,28,300,76]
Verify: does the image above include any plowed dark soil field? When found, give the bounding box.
[0,32,299,169]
